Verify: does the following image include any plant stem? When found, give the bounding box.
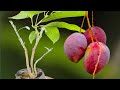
[30,27,45,74]
[31,18,34,27]
[36,11,49,26]
[45,11,49,16]
[33,48,53,76]
[36,19,43,26]
[9,21,32,77]
[44,11,46,17]
[35,14,40,25]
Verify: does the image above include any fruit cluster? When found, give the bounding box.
[64,12,110,78]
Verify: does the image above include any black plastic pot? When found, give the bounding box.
[15,68,53,79]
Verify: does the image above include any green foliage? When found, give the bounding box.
[40,11,86,23]
[26,11,43,18]
[9,11,86,44]
[43,21,85,43]
[29,31,37,44]
[44,21,85,32]
[9,11,43,19]
[45,27,60,44]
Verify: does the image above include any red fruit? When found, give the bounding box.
[64,33,87,63]
[84,42,110,75]
[84,26,107,44]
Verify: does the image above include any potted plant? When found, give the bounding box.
[9,11,86,79]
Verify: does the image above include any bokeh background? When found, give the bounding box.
[0,11,120,79]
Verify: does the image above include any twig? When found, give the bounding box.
[36,11,49,26]
[35,14,40,25]
[9,20,32,77]
[33,47,53,76]
[30,27,45,74]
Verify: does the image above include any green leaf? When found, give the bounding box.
[26,11,44,18]
[9,11,28,19]
[9,11,44,19]
[29,31,37,44]
[41,11,86,23]
[44,22,85,32]
[45,27,60,44]
[52,11,61,12]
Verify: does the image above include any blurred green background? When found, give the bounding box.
[0,11,120,79]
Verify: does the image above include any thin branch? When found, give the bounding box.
[30,27,45,74]
[36,11,49,26]
[35,14,40,26]
[36,19,43,26]
[45,11,49,17]
[18,26,30,32]
[44,11,46,17]
[31,18,34,27]
[34,47,53,76]
[50,11,54,15]
[9,20,32,77]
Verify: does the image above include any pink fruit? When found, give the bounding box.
[64,33,87,63]
[84,42,110,75]
[84,26,107,44]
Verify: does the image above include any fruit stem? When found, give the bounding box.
[85,11,94,43]
[92,42,102,79]
[80,16,86,33]
[92,11,94,27]
[86,11,91,28]
[91,11,98,43]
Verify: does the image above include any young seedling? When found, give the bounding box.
[9,11,86,79]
